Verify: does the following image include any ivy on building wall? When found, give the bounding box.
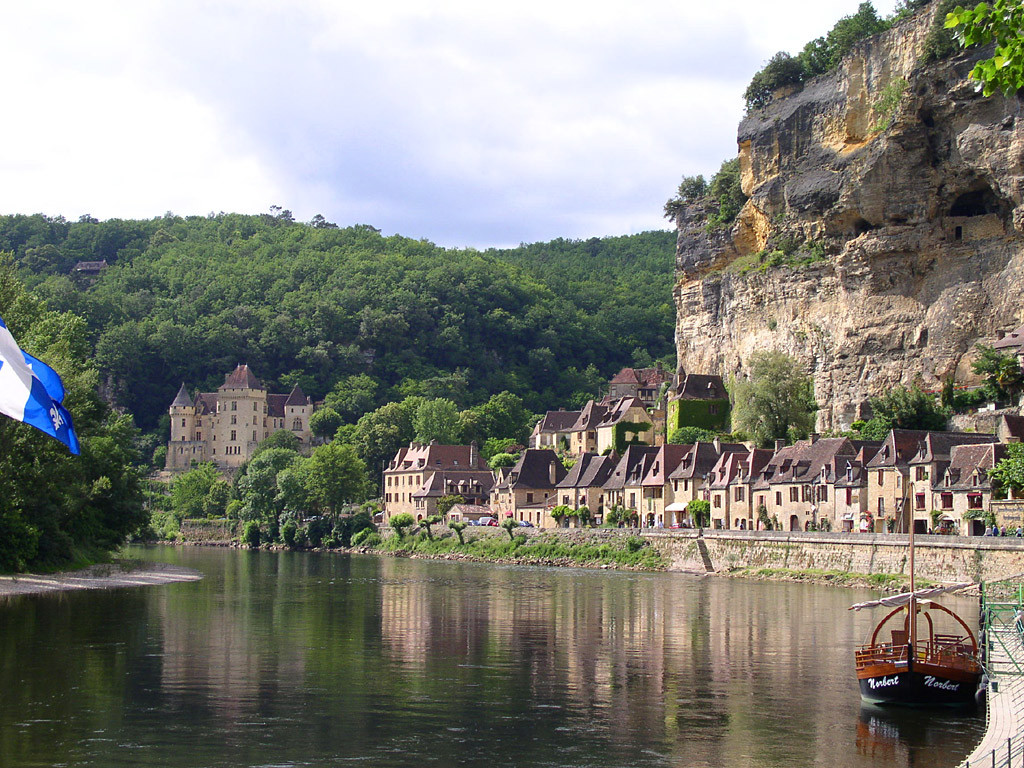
[667,399,730,434]
[612,421,653,453]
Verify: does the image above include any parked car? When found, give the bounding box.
[518,520,534,527]
[477,516,495,526]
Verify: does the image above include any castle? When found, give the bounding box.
[167,364,313,471]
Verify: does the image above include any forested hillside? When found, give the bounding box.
[0,213,676,436]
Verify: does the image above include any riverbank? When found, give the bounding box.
[0,560,203,597]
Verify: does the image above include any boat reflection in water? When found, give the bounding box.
[856,703,981,766]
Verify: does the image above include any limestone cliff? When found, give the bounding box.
[672,3,1024,431]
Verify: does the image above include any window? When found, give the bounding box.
[775,491,782,507]
[790,487,799,502]
[734,486,744,501]
[196,432,201,441]
[526,492,534,504]
[845,488,853,506]
[915,466,927,481]
[232,401,237,411]
[915,493,925,510]
[878,470,884,486]
[231,415,237,424]
[230,430,237,441]
[292,418,302,430]
[254,402,258,411]
[819,486,828,502]
[252,431,257,442]
[709,404,719,415]
[713,495,721,508]
[941,493,953,510]
[181,418,186,427]
[968,494,983,509]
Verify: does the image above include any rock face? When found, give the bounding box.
[673,4,1024,431]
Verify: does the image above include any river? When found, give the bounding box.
[0,546,984,767]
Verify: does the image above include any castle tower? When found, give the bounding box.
[284,384,312,446]
[167,383,198,470]
[215,364,268,467]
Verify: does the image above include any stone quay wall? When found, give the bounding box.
[644,530,1024,584]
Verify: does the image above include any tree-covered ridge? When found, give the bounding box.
[0,213,676,433]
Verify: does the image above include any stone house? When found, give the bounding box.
[667,440,745,528]
[708,448,776,530]
[167,364,313,471]
[602,445,660,513]
[606,364,672,407]
[818,444,880,532]
[554,452,618,522]
[529,409,581,450]
[639,444,692,528]
[490,449,567,528]
[924,442,1006,535]
[666,370,730,435]
[383,442,485,521]
[906,432,999,533]
[567,400,608,455]
[595,396,658,455]
[411,469,495,520]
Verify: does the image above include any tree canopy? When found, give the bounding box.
[946,0,1024,96]
[731,351,816,447]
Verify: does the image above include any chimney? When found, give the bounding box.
[469,440,478,468]
[775,439,786,452]
[810,433,819,444]
[713,436,721,454]
[549,461,557,485]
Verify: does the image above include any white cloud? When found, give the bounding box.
[0,0,902,245]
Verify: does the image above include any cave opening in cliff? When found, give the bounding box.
[949,184,1003,217]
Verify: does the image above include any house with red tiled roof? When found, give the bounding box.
[411,468,495,520]
[384,441,486,521]
[167,364,313,471]
[638,444,692,527]
[607,364,672,407]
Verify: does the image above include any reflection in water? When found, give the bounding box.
[0,547,984,768]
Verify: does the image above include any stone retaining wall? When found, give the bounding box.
[645,530,1024,583]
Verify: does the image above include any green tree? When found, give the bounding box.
[946,0,1024,96]
[170,463,222,520]
[731,351,816,447]
[324,373,379,422]
[309,407,343,441]
[420,514,443,540]
[488,452,519,470]
[689,499,711,528]
[413,398,462,444]
[242,520,261,548]
[449,519,469,545]
[972,343,1024,402]
[868,384,948,432]
[303,442,371,514]
[469,391,532,445]
[237,448,301,534]
[500,516,519,540]
[744,52,806,111]
[668,426,719,445]
[990,442,1024,497]
[256,429,300,455]
[349,398,418,482]
[436,494,464,516]
[390,512,415,539]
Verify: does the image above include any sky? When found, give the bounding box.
[0,0,901,249]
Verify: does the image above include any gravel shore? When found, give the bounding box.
[0,561,203,596]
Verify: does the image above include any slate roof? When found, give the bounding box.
[668,441,746,481]
[674,373,728,400]
[707,449,750,490]
[568,400,608,432]
[195,393,218,416]
[908,431,998,465]
[171,383,194,408]
[596,396,647,428]
[935,443,1007,491]
[533,409,582,435]
[992,324,1024,351]
[866,430,933,469]
[603,446,660,490]
[495,449,566,491]
[219,364,264,391]
[267,394,289,418]
[557,453,618,490]
[285,384,310,407]
[411,469,495,499]
[641,444,694,487]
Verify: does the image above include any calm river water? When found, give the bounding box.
[0,546,984,768]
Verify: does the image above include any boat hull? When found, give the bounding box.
[858,661,980,706]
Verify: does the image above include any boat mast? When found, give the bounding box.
[907,499,916,660]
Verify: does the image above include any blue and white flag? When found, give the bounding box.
[0,314,80,454]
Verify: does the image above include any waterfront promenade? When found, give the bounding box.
[962,582,1024,767]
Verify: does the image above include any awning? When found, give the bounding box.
[665,502,689,512]
[842,513,855,520]
[848,582,974,611]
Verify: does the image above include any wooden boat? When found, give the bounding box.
[851,513,982,706]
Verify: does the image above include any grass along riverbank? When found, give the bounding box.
[356,528,667,570]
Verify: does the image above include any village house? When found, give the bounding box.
[411,468,495,520]
[918,441,1007,535]
[666,369,730,435]
[167,364,313,471]
[490,449,567,528]
[606,364,672,407]
[555,452,618,522]
[818,444,880,532]
[383,441,486,521]
[602,445,660,513]
[595,396,659,454]
[638,444,691,528]
[567,400,608,455]
[529,409,581,450]
[867,430,997,532]
[667,440,745,528]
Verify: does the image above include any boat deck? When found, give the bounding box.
[961,609,1024,767]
